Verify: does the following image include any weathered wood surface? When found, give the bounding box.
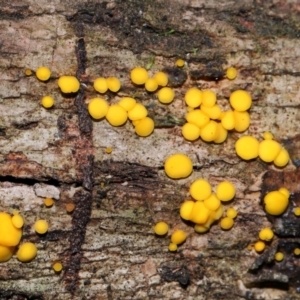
[0,0,300,299]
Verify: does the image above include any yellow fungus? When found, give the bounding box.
[221,110,235,130]
[88,98,109,120]
[220,217,234,230]
[278,187,290,198]
[168,243,178,252]
[44,198,54,207]
[204,194,221,211]
[157,87,175,104]
[145,78,158,92]
[254,241,265,252]
[229,90,252,111]
[11,214,24,229]
[190,201,210,224]
[182,123,201,141]
[105,147,112,154]
[263,132,273,140]
[118,97,136,111]
[259,228,274,241]
[185,88,202,108]
[180,200,195,220]
[294,207,300,216]
[226,207,238,219]
[171,230,187,245]
[202,90,216,108]
[154,222,169,235]
[194,224,209,233]
[58,76,80,93]
[274,148,290,167]
[0,212,22,246]
[0,244,15,262]
[211,204,224,221]
[93,77,108,93]
[36,66,51,81]
[226,67,237,80]
[135,117,154,137]
[66,203,75,213]
[164,153,193,179]
[17,242,37,262]
[34,220,49,234]
[294,248,300,255]
[190,178,212,201]
[200,120,219,142]
[153,71,168,86]
[216,181,236,202]
[264,190,289,215]
[258,140,281,163]
[233,111,250,132]
[25,69,32,76]
[201,104,222,120]
[130,67,149,85]
[213,123,228,144]
[235,136,259,160]
[185,109,210,128]
[176,59,185,67]
[128,103,148,121]
[106,104,127,126]
[106,77,121,92]
[53,262,63,272]
[275,252,284,262]
[41,96,54,108]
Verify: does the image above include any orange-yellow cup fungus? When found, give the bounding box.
[154,222,169,235]
[201,104,222,120]
[235,136,259,160]
[106,77,121,92]
[275,252,284,262]
[128,103,148,121]
[53,262,63,272]
[213,123,228,144]
[157,87,175,104]
[258,228,274,241]
[226,67,237,80]
[44,198,54,207]
[185,109,210,128]
[118,97,136,111]
[171,230,187,245]
[180,200,195,220]
[216,181,236,202]
[202,90,217,108]
[190,178,211,201]
[36,66,51,81]
[88,98,109,119]
[258,140,281,163]
[200,120,219,142]
[182,123,200,141]
[176,59,185,67]
[263,131,273,140]
[17,242,37,262]
[221,111,235,130]
[11,213,24,229]
[185,87,202,108]
[153,71,168,86]
[168,243,178,252]
[25,69,33,76]
[204,194,221,211]
[294,248,300,255]
[229,90,252,112]
[34,220,49,234]
[130,67,149,85]
[254,241,265,252]
[66,203,75,213]
[264,188,289,215]
[274,148,290,167]
[190,201,210,224]
[164,153,193,179]
[135,117,154,137]
[294,207,300,216]
[145,78,158,92]
[41,96,54,108]
[233,111,250,132]
[0,244,15,262]
[226,207,237,219]
[220,217,234,230]
[0,212,22,246]
[93,77,108,93]
[58,76,80,93]
[106,104,128,126]
[194,224,209,233]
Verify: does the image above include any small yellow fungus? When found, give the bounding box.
[294,207,300,216]
[132,119,141,126]
[171,230,187,245]
[259,228,274,241]
[34,220,49,234]
[93,77,108,93]
[182,123,201,141]
[226,67,237,80]
[118,97,136,111]
[135,117,154,137]
[200,120,219,142]
[294,248,300,255]
[275,252,284,262]
[106,77,121,92]
[264,190,289,215]
[176,59,185,67]
[154,222,169,235]
[194,224,209,233]
[226,207,238,219]
[58,76,80,93]
[44,198,54,207]
[213,123,228,144]
[168,243,178,252]
[258,140,281,163]
[0,212,22,246]
[221,111,235,130]
[106,147,112,154]
[0,244,15,262]
[164,153,193,179]
[190,201,210,224]
[11,214,24,229]
[185,88,202,108]
[233,111,250,132]
[53,262,63,272]
[88,98,109,120]
[204,194,221,211]
[190,178,212,201]
[157,87,175,104]
[220,217,234,230]
[36,66,51,81]
[41,96,54,108]
[201,104,222,120]
[210,204,224,221]
[278,187,290,198]
[180,200,195,220]
[202,90,217,108]
[263,132,273,140]
[229,90,252,112]
[66,203,75,213]
[25,69,32,76]
[130,67,149,85]
[186,109,210,128]
[216,181,236,202]
[273,148,290,167]
[145,78,158,92]
[128,103,148,121]
[17,242,37,262]
[235,136,259,160]
[106,104,127,126]
[254,241,265,252]
[153,71,168,86]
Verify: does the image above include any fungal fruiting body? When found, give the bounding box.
[235,136,259,160]
[130,67,149,85]
[88,98,109,119]
[44,198,54,207]
[216,181,236,202]
[176,59,185,67]
[118,97,136,111]
[171,230,187,245]
[264,188,289,215]
[168,243,178,251]
[254,241,265,252]
[34,220,49,234]
[134,117,154,137]
[57,76,80,93]
[106,77,121,92]
[259,228,274,241]
[53,262,63,272]
[226,208,237,219]
[41,96,54,108]
[226,67,237,80]
[11,213,24,229]
[36,66,51,81]
[157,87,174,104]
[275,252,284,262]
[106,105,128,126]
[94,77,108,93]
[154,222,169,235]
[17,242,37,262]
[190,179,212,201]
[0,244,15,262]
[153,72,168,86]
[185,88,202,108]
[220,217,234,230]
[164,153,193,179]
[128,103,148,121]
[0,212,22,247]
[229,90,252,112]
[145,78,158,92]
[294,207,300,216]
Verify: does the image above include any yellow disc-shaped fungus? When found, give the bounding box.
[41,96,54,108]
[233,111,250,132]
[157,87,175,104]
[278,187,290,198]
[168,243,178,252]
[58,76,80,93]
[259,228,274,241]
[220,217,234,230]
[226,67,237,80]
[44,198,54,207]
[0,212,22,246]
[25,69,32,76]
[186,110,210,128]
[88,98,109,119]
[180,200,195,220]
[204,194,221,211]
[235,136,259,160]
[130,67,149,85]
[53,262,63,272]
[294,207,300,216]
[0,244,15,262]
[216,181,235,202]
[145,78,158,92]
[213,123,228,144]
[36,66,51,81]
[17,242,37,262]
[226,207,237,219]
[264,190,289,215]
[202,90,216,108]
[275,252,284,262]
[190,178,211,201]
[135,117,154,137]
[66,203,75,213]
[229,90,252,111]
[273,148,290,167]
[176,59,185,67]
[200,120,219,142]
[185,88,202,108]
[106,77,121,92]
[106,147,112,154]
[12,214,24,229]
[254,241,265,252]
[263,131,273,140]
[294,248,300,255]
[94,77,108,93]
[164,153,193,179]
[194,224,209,233]
[258,140,281,163]
[171,230,187,245]
[128,103,148,121]
[106,104,127,126]
[154,71,168,86]
[221,111,235,130]
[118,97,136,111]
[34,220,49,234]
[190,201,210,224]
[182,123,201,141]
[154,222,169,235]
[201,104,222,120]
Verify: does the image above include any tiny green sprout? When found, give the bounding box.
[192,48,199,55]
[146,56,155,70]
[164,29,175,36]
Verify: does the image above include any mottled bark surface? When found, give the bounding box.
[0,0,300,299]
